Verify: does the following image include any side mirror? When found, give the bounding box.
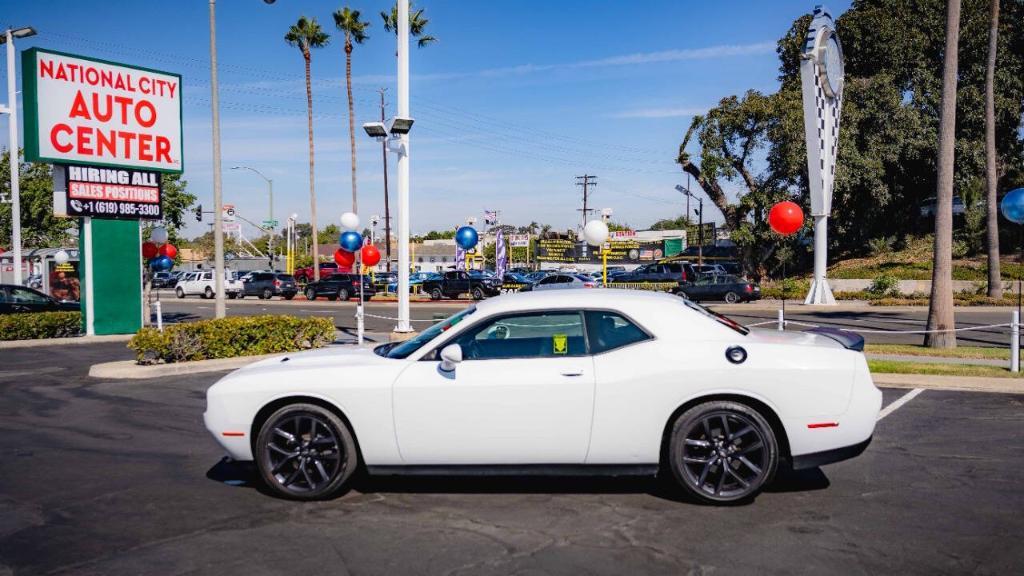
[439,344,463,372]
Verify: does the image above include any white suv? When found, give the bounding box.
[175,270,243,299]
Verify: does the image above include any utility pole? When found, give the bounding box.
[575,175,597,232]
[395,0,411,334]
[208,0,226,318]
[378,87,392,272]
[2,27,34,285]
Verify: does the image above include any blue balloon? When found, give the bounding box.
[455,226,479,250]
[339,230,363,252]
[150,256,173,271]
[1002,188,1024,225]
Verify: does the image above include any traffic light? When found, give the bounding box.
[194,204,203,222]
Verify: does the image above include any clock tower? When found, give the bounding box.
[800,5,844,305]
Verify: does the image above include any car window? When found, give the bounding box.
[202,272,212,281]
[537,276,557,285]
[10,287,49,304]
[454,311,586,360]
[277,274,295,282]
[0,289,7,303]
[384,306,477,359]
[557,275,574,284]
[585,311,651,354]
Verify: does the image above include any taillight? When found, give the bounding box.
[274,280,281,287]
[744,284,753,293]
[353,280,361,287]
[584,282,596,288]
[681,269,687,282]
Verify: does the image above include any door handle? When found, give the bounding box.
[561,371,584,377]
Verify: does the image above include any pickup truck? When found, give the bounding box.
[422,270,503,300]
[175,269,244,299]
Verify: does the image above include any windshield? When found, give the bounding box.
[680,298,749,335]
[378,306,477,359]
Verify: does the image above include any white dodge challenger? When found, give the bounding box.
[205,290,881,503]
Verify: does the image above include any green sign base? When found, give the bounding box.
[79,219,142,335]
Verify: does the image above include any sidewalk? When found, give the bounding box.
[872,373,1023,394]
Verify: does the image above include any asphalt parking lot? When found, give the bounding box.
[1,343,1022,575]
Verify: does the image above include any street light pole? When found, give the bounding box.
[232,165,274,268]
[208,0,226,318]
[395,0,412,334]
[2,27,35,286]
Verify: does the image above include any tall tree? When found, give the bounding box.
[381,1,437,48]
[0,151,74,248]
[925,0,962,349]
[285,16,330,281]
[984,0,1001,297]
[333,7,370,214]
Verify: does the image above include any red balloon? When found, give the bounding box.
[361,244,381,267]
[334,248,355,267]
[142,241,158,259]
[158,243,177,259]
[768,201,804,236]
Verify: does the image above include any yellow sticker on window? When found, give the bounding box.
[553,333,568,355]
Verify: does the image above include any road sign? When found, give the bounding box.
[262,219,279,228]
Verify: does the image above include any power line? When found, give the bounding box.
[575,175,597,231]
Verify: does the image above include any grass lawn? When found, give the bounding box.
[865,343,1015,360]
[867,359,1024,379]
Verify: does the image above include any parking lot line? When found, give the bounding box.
[877,388,925,421]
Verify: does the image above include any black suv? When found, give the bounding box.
[614,261,696,283]
[304,274,375,301]
[421,270,503,300]
[242,272,298,300]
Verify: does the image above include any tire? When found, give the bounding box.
[176,287,185,299]
[337,288,350,301]
[430,287,443,301]
[723,291,739,304]
[305,288,317,301]
[238,293,245,299]
[228,293,238,300]
[262,288,273,300]
[204,286,214,299]
[255,403,358,501]
[668,401,778,504]
[283,293,295,301]
[472,287,485,300]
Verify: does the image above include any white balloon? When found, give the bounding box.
[583,220,609,246]
[150,227,169,244]
[54,250,70,265]
[340,212,360,231]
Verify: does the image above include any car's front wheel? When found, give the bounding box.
[429,287,443,301]
[255,403,358,500]
[472,287,485,300]
[176,287,185,298]
[668,401,778,504]
[204,286,214,299]
[305,288,317,301]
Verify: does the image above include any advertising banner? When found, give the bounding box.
[508,234,530,248]
[48,258,80,302]
[535,238,576,263]
[55,164,162,220]
[22,48,183,173]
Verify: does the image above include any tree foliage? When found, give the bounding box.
[0,150,75,248]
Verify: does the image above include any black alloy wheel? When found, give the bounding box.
[669,401,778,503]
[256,403,357,500]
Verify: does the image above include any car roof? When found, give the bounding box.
[472,287,677,315]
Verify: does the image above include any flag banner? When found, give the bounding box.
[495,228,507,280]
[455,243,466,271]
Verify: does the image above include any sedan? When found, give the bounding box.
[524,273,598,291]
[676,275,761,304]
[205,290,881,503]
[0,284,80,314]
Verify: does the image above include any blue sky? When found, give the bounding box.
[1,0,849,239]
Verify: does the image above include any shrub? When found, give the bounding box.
[867,236,895,256]
[0,312,81,341]
[867,275,900,297]
[128,315,336,364]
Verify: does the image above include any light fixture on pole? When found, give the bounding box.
[370,214,380,245]
[676,184,704,266]
[1,26,36,286]
[232,165,274,267]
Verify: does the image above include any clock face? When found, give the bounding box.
[819,33,844,98]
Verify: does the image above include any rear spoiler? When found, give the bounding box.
[807,327,864,352]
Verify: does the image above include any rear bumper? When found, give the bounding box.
[791,435,872,470]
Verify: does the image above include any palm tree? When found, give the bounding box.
[333,7,370,215]
[285,17,330,281]
[984,0,1001,298]
[925,0,961,349]
[381,1,437,48]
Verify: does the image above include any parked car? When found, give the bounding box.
[387,272,438,294]
[150,271,179,289]
[674,274,761,303]
[523,273,598,291]
[524,270,551,283]
[304,274,375,302]
[421,270,503,300]
[175,270,243,299]
[0,284,80,314]
[613,261,695,284]
[501,272,532,285]
[243,272,298,300]
[293,262,344,284]
[204,289,881,503]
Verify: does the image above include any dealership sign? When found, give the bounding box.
[54,164,162,220]
[22,48,183,173]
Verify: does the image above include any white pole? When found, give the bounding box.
[84,217,95,336]
[1011,310,1019,373]
[155,300,163,332]
[805,215,836,305]
[395,0,412,333]
[209,0,226,318]
[6,30,23,286]
[777,308,784,331]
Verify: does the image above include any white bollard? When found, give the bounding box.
[778,308,785,331]
[1011,310,1020,373]
[154,301,163,332]
[356,305,365,346]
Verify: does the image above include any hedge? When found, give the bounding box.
[128,315,336,364]
[0,312,82,341]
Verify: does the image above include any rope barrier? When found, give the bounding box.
[746,318,1015,335]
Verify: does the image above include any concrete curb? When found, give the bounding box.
[0,334,132,349]
[872,372,1023,394]
[89,352,283,380]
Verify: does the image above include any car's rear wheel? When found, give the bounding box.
[262,288,273,300]
[337,288,349,301]
[430,287,443,301]
[255,403,358,501]
[668,401,778,504]
[723,291,739,304]
[204,286,214,299]
[175,287,185,299]
[305,288,317,301]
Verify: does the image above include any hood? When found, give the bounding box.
[233,344,388,375]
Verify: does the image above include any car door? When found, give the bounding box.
[392,310,596,464]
